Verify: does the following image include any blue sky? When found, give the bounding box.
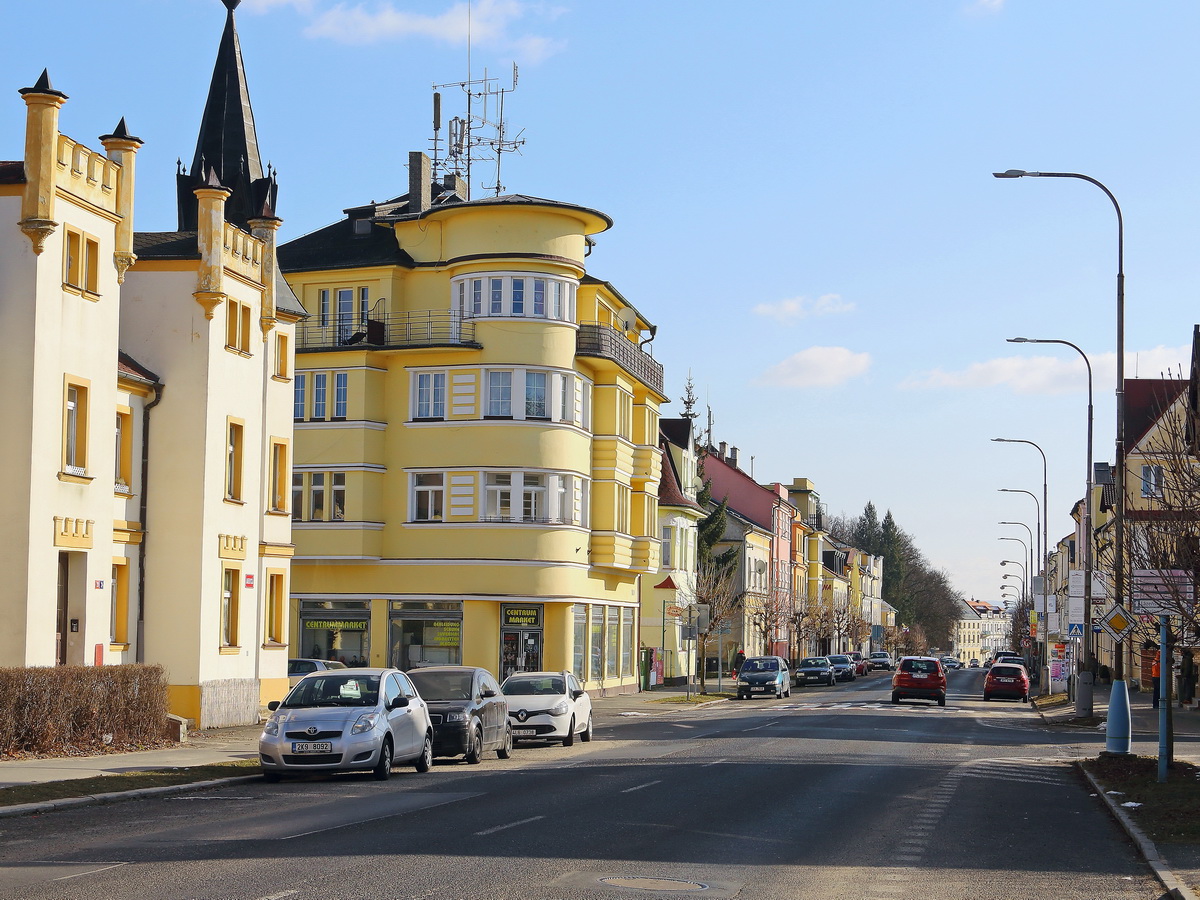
[6,0,1200,609]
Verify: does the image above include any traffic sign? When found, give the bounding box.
[1100,605,1135,642]
[1067,622,1084,637]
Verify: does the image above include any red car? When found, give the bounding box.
[983,663,1030,702]
[848,652,871,676]
[891,656,947,706]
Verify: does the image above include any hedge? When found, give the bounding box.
[0,664,170,757]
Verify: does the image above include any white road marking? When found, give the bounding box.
[51,863,129,881]
[474,815,546,835]
[253,892,300,900]
[621,780,663,793]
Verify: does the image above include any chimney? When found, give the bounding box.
[442,172,467,201]
[729,446,739,468]
[408,151,431,213]
[718,441,727,460]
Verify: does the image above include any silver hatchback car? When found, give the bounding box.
[259,668,433,781]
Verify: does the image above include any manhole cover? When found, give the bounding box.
[598,876,708,892]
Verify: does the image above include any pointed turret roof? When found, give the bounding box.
[177,0,276,230]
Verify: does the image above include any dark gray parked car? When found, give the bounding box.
[794,657,835,686]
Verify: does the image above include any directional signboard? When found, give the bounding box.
[1132,569,1195,617]
[1100,605,1136,643]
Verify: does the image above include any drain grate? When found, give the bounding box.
[598,876,708,892]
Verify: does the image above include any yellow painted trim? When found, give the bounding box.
[55,187,121,224]
[260,676,290,707]
[117,376,156,398]
[114,519,142,530]
[53,516,93,549]
[0,184,20,198]
[218,534,248,560]
[219,646,241,655]
[113,528,142,544]
[167,685,202,724]
[57,472,93,485]
[108,642,130,652]
[259,542,295,558]
[130,260,199,273]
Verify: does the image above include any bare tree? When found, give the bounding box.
[687,557,741,693]
[747,583,793,659]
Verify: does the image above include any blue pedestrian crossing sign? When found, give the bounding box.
[1067,622,1085,637]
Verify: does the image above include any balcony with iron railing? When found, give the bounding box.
[576,322,664,394]
[296,311,479,352]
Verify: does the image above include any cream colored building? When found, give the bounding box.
[280,152,665,695]
[0,1,302,726]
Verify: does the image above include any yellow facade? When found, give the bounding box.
[283,157,665,696]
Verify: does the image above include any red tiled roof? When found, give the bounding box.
[658,441,701,511]
[117,351,160,385]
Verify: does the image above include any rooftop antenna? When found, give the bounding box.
[432,65,524,197]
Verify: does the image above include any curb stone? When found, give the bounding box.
[0,774,262,820]
[1078,763,1199,900]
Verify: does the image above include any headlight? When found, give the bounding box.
[444,711,468,723]
[548,700,571,716]
[263,718,280,736]
[351,712,380,735]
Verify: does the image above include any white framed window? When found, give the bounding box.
[331,473,346,520]
[661,525,673,568]
[310,473,325,520]
[1142,464,1165,499]
[413,473,444,521]
[293,373,306,420]
[487,371,513,417]
[415,372,446,419]
[336,288,354,343]
[359,287,370,324]
[522,474,546,521]
[319,289,330,326]
[452,274,576,322]
[334,372,348,419]
[526,371,548,418]
[559,374,573,424]
[486,473,514,519]
[292,473,304,520]
[313,373,327,420]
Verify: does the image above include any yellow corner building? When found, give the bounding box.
[280,152,666,695]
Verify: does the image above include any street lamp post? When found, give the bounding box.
[1000,520,1036,591]
[996,441,1051,695]
[994,168,1129,753]
[998,488,1042,571]
[1009,336,1096,716]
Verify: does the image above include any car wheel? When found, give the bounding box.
[497,723,513,759]
[414,733,432,772]
[937,695,946,707]
[983,692,991,702]
[891,691,901,704]
[580,716,593,742]
[261,770,282,783]
[1021,693,1029,703]
[373,738,394,781]
[465,725,484,764]
[562,716,576,747]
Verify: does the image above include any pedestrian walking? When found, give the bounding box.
[732,649,745,678]
[1181,650,1196,705]
[1152,653,1161,709]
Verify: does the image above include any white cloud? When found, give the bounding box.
[965,0,1005,15]
[902,344,1189,394]
[282,0,565,60]
[753,293,853,324]
[758,346,871,388]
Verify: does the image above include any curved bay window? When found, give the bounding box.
[453,273,577,323]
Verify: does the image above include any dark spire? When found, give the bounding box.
[100,117,143,145]
[177,0,277,230]
[19,68,68,99]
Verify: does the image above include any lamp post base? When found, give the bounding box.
[1105,678,1132,755]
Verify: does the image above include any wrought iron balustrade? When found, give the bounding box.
[575,322,664,393]
[297,311,478,351]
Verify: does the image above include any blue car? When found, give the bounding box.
[736,656,791,700]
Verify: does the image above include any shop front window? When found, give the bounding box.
[607,606,619,677]
[301,601,370,665]
[389,601,463,670]
[590,605,603,681]
[621,607,634,677]
[573,604,587,679]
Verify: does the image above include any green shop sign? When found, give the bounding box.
[304,619,368,631]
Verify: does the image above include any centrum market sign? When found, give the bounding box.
[304,619,368,631]
[502,606,542,627]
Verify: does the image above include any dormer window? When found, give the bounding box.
[353,218,373,235]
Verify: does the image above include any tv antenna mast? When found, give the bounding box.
[432,63,524,198]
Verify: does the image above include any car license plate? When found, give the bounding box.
[512,728,536,736]
[913,673,927,679]
[998,677,1014,683]
[751,686,768,691]
[291,741,332,753]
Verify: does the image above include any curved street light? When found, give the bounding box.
[993,168,1129,752]
[1008,336,1097,716]
[993,439,1049,583]
[1000,520,1036,588]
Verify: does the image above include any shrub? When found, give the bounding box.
[0,664,169,757]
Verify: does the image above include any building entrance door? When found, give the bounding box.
[56,552,69,666]
[500,629,542,679]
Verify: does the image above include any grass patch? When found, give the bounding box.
[0,760,259,808]
[1082,754,1200,844]
[651,691,734,704]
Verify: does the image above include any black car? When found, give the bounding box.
[795,657,835,686]
[827,654,857,682]
[406,666,512,763]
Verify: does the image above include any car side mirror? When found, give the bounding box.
[390,696,410,710]
[482,688,497,698]
[572,689,586,700]
[267,700,280,712]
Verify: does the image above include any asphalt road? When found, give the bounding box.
[0,669,1170,900]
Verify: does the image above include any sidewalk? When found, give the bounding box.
[0,686,714,789]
